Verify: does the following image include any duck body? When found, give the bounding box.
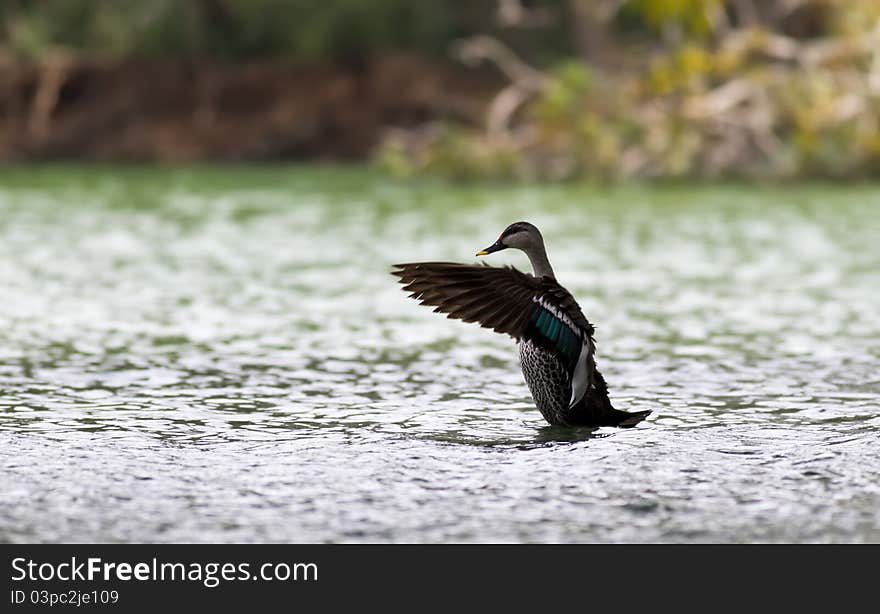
[392,222,650,428]
[519,341,641,426]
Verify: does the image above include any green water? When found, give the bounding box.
[1,166,878,542]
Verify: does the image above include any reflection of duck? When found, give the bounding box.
[393,221,650,428]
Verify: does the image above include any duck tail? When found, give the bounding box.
[579,370,652,428]
[605,407,652,428]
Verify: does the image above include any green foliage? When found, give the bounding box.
[0,0,481,60]
[6,0,880,179]
[622,0,721,35]
[377,124,521,181]
[381,0,880,180]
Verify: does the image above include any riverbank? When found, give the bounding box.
[0,53,500,162]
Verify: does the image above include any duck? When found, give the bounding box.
[392,221,651,428]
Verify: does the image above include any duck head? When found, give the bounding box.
[476,221,555,278]
[476,221,544,256]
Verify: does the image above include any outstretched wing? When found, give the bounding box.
[392,262,596,407]
[392,262,541,338]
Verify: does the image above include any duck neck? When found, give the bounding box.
[525,244,555,279]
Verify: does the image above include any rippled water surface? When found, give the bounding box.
[1,166,879,542]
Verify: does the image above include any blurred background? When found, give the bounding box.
[3,0,880,179]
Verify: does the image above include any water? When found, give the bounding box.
[1,166,878,543]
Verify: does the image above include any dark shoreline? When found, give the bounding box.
[0,53,501,163]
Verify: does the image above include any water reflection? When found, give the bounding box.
[532,425,603,444]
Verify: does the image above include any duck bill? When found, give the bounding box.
[476,241,507,257]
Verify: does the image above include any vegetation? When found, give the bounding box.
[3,1,880,179]
[378,0,880,180]
[0,0,500,60]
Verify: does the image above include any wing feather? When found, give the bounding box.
[393,262,596,401]
[393,261,600,410]
[392,262,542,339]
